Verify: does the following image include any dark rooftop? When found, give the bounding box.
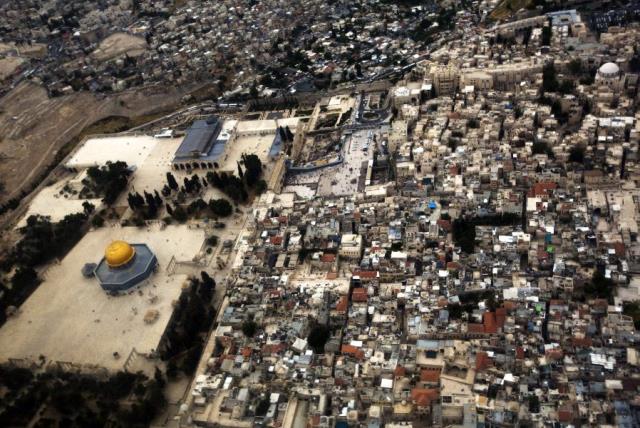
[173,117,222,161]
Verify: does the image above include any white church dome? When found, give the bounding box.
[598,62,620,77]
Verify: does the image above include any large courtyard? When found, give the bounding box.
[0,224,205,371]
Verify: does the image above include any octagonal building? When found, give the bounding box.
[93,240,157,293]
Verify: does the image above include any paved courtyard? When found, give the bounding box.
[0,224,205,371]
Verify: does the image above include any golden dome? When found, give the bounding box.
[105,240,135,268]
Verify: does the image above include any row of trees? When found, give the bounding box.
[0,212,92,326]
[206,153,266,203]
[127,190,163,219]
[162,272,216,375]
[84,161,131,205]
[0,366,165,427]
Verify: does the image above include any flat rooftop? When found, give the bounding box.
[65,135,159,169]
[0,224,205,371]
[174,118,222,161]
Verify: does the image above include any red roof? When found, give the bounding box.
[467,323,485,334]
[262,343,287,355]
[320,253,336,263]
[394,366,406,377]
[476,351,491,371]
[341,345,365,360]
[446,261,460,270]
[528,181,557,197]
[310,415,321,427]
[420,368,441,383]
[503,301,517,311]
[483,312,497,334]
[437,219,452,232]
[335,296,348,312]
[269,290,282,299]
[515,347,525,360]
[352,288,368,302]
[270,236,283,245]
[495,307,506,329]
[613,242,625,257]
[558,406,573,423]
[546,349,563,360]
[411,388,439,407]
[353,270,378,279]
[571,337,592,348]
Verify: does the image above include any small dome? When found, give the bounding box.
[598,62,620,76]
[105,240,135,268]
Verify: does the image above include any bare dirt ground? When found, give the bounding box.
[0,42,47,58]
[0,57,25,80]
[91,32,148,62]
[0,81,210,206]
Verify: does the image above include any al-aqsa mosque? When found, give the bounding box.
[88,240,158,293]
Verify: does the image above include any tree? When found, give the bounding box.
[623,301,640,329]
[242,154,263,187]
[452,218,476,254]
[541,25,552,46]
[255,398,270,416]
[250,81,259,99]
[172,206,187,223]
[188,198,207,216]
[584,270,615,300]
[307,325,330,353]
[542,63,559,93]
[144,191,157,218]
[209,198,233,217]
[285,126,294,141]
[85,161,131,205]
[568,59,582,75]
[200,271,216,301]
[92,215,105,228]
[183,177,193,193]
[256,179,268,194]
[166,360,178,379]
[154,367,166,388]
[242,319,258,337]
[629,55,640,73]
[558,80,574,95]
[569,146,585,163]
[153,190,163,206]
[181,343,203,374]
[531,142,550,156]
[166,172,179,191]
[11,266,39,290]
[82,201,95,216]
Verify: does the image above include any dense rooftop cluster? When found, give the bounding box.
[184,6,640,428]
[0,0,468,98]
[2,1,640,428]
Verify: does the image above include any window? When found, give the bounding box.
[442,396,452,403]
